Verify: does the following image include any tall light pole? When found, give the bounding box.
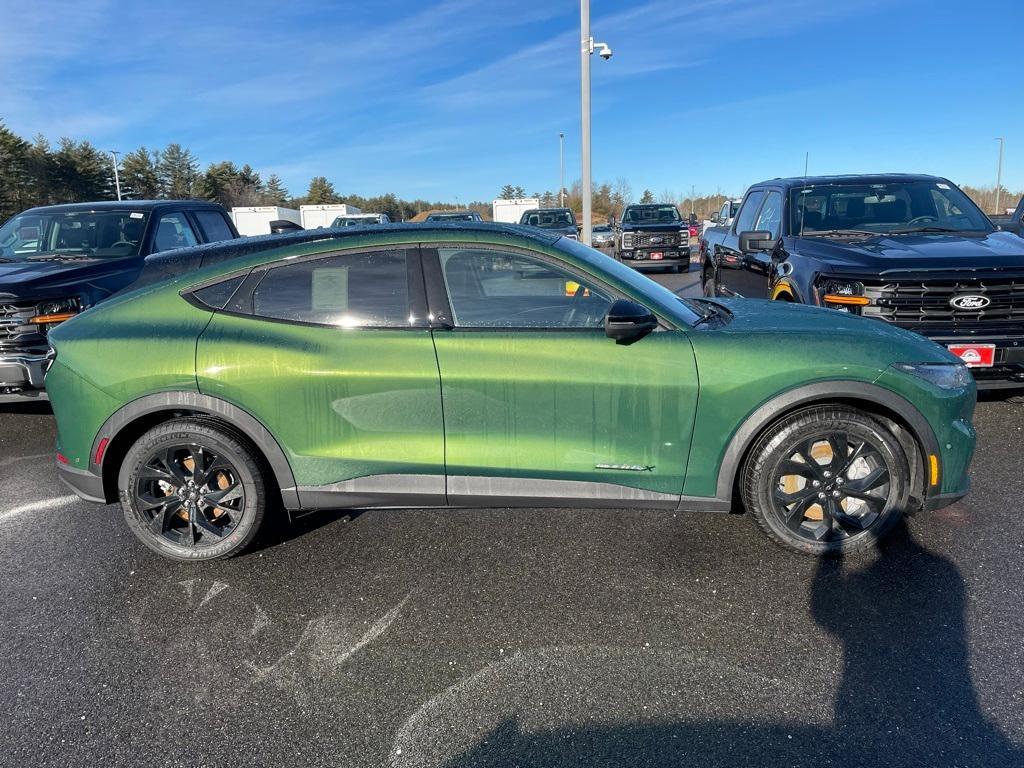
[109,150,122,201]
[995,137,1005,214]
[559,132,565,208]
[579,0,612,246]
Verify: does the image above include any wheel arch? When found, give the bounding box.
[92,392,299,508]
[717,381,938,509]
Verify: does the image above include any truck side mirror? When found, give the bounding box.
[738,230,774,254]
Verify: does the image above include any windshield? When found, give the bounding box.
[623,205,681,225]
[0,210,150,261]
[790,180,993,236]
[520,210,576,228]
[427,213,480,222]
[593,225,612,233]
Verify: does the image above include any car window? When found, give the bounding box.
[754,191,783,238]
[733,190,765,234]
[193,210,235,243]
[438,248,613,329]
[252,249,410,327]
[153,212,200,252]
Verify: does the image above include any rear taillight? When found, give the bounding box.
[56,453,69,465]
[94,438,110,465]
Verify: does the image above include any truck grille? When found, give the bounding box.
[862,277,1024,327]
[633,232,683,248]
[0,300,47,355]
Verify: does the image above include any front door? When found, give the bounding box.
[196,246,446,507]
[424,244,699,508]
[734,189,783,299]
[715,188,764,297]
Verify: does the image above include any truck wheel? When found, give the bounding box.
[741,406,909,556]
[702,265,716,296]
[119,418,270,561]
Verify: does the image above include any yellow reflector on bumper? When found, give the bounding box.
[929,454,940,486]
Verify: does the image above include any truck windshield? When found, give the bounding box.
[427,213,480,222]
[521,210,575,228]
[0,210,150,261]
[333,217,376,227]
[624,205,681,224]
[790,181,993,236]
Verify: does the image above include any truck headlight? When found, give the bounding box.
[815,277,868,312]
[621,232,633,249]
[30,297,83,325]
[893,362,973,390]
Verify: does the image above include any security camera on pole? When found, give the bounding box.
[579,0,612,246]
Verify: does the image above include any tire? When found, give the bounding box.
[702,265,716,297]
[741,406,910,556]
[118,418,269,561]
[1002,393,1024,404]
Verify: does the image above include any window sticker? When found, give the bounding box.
[936,183,951,190]
[129,212,145,219]
[312,267,350,312]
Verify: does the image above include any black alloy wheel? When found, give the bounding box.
[743,406,910,555]
[120,419,268,560]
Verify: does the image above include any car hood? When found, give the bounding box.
[791,231,1024,274]
[0,257,142,301]
[704,297,957,366]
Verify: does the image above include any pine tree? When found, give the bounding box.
[513,185,526,199]
[0,122,32,221]
[498,184,516,200]
[158,143,199,199]
[120,147,161,199]
[305,176,338,205]
[639,189,655,204]
[263,174,288,206]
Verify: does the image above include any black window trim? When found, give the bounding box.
[182,244,429,331]
[420,241,646,333]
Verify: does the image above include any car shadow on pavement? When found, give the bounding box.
[0,401,52,415]
[437,520,1019,768]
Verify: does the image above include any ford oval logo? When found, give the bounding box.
[950,294,990,310]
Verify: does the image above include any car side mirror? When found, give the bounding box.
[738,230,774,254]
[604,299,658,344]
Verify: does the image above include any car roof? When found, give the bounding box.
[135,222,563,287]
[753,173,946,189]
[19,200,225,215]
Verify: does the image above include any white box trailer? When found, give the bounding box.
[492,198,539,224]
[300,204,363,229]
[231,206,301,236]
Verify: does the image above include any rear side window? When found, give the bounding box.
[733,190,765,233]
[191,275,246,310]
[251,250,410,327]
[193,211,236,243]
[153,212,200,252]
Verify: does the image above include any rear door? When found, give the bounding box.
[424,242,699,507]
[195,246,445,508]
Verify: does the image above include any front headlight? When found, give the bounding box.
[815,277,868,312]
[29,297,83,325]
[621,232,633,249]
[893,362,973,390]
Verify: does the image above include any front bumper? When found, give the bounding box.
[0,353,49,403]
[620,248,691,269]
[57,460,106,504]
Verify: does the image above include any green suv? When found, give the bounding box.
[47,224,976,560]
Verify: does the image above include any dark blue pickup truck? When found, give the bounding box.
[700,174,1024,391]
[0,200,238,402]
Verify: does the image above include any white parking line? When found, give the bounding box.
[0,495,79,523]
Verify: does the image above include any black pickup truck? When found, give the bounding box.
[991,196,1024,235]
[615,203,690,273]
[700,174,1024,391]
[0,200,238,402]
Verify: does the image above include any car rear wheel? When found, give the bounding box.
[741,406,909,556]
[119,418,269,561]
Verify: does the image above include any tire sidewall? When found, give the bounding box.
[119,421,266,561]
[744,409,910,556]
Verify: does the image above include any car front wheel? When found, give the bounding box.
[741,406,910,556]
[119,418,269,561]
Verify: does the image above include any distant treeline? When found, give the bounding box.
[1,121,1019,225]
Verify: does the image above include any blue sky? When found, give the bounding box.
[1,0,1021,202]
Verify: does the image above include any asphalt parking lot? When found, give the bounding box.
[1,266,1022,767]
